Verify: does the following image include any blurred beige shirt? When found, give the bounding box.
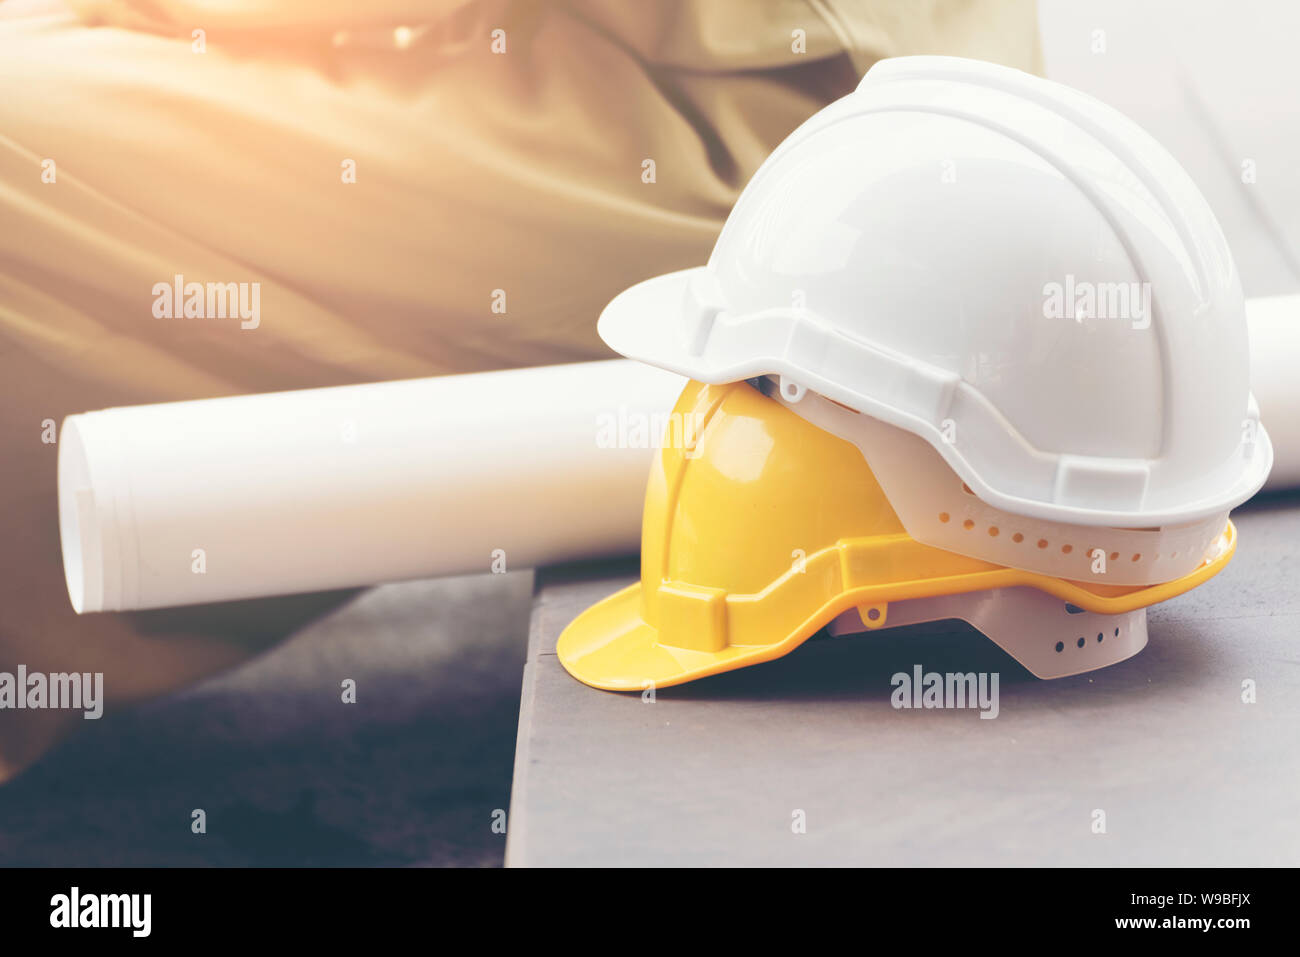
[0,0,1042,780]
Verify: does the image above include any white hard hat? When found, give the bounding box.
[600,56,1273,530]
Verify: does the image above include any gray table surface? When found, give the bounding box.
[506,493,1300,866]
[506,0,1300,867]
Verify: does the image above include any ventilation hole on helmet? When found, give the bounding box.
[1076,637,1086,648]
[1055,641,1065,653]
[1110,552,1120,561]
[988,526,999,537]
[1097,632,1103,642]
[1114,627,1120,637]
[963,519,975,530]
[1037,539,1048,549]
[1064,603,1085,614]
[1012,532,1024,543]
[1131,553,1141,562]
[939,512,950,523]
[1061,544,1073,554]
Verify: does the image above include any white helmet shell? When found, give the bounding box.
[600,56,1272,526]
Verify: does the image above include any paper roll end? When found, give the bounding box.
[57,415,101,614]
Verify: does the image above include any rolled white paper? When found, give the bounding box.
[1247,293,1300,491]
[58,360,686,613]
[58,296,1300,614]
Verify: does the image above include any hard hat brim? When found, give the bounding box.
[556,583,807,691]
[597,268,747,383]
[558,525,1236,692]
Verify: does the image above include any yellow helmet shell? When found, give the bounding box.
[558,380,1234,691]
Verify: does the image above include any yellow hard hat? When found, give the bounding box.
[557,379,1235,691]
